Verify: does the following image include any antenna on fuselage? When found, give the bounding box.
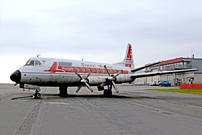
[82,58,84,61]
[37,54,41,57]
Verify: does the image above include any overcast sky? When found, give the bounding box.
[0,0,202,83]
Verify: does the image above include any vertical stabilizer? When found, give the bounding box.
[114,43,134,69]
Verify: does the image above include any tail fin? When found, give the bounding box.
[114,43,134,69]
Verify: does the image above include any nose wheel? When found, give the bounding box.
[33,89,41,99]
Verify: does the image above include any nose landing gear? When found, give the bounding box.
[33,89,41,99]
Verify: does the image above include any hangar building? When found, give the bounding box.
[134,56,202,86]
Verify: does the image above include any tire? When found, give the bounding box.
[34,93,41,99]
[104,90,112,96]
[59,86,68,97]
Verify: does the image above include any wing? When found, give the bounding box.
[131,69,198,78]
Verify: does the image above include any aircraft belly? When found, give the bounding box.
[21,73,51,84]
[20,72,133,87]
[50,74,80,84]
[21,73,80,86]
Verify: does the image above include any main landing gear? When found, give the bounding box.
[33,89,41,99]
[103,85,112,97]
[59,86,68,97]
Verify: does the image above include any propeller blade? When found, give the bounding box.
[85,82,93,92]
[100,82,106,87]
[115,70,123,77]
[75,72,82,79]
[112,81,119,93]
[86,69,91,78]
[76,85,82,93]
[104,65,110,76]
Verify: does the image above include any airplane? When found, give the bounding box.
[10,44,197,99]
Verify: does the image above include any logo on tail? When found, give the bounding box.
[125,44,133,67]
[114,43,134,69]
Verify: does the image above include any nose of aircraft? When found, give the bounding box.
[10,70,21,83]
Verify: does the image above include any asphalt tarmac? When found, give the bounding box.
[0,84,202,135]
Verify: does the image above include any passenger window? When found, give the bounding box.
[115,70,117,74]
[94,68,96,73]
[111,70,113,74]
[83,67,86,73]
[98,69,101,74]
[103,69,105,74]
[78,67,80,73]
[71,67,74,72]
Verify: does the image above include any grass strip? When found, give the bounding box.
[146,89,202,95]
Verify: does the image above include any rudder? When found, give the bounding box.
[114,43,134,69]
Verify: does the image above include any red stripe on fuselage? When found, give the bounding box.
[44,62,129,74]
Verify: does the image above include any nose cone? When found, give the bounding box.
[10,70,21,83]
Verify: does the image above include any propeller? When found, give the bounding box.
[75,70,93,93]
[104,65,123,93]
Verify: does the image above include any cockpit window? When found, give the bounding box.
[25,60,41,66]
[35,61,41,65]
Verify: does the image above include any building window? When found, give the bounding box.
[184,62,188,68]
[160,66,163,70]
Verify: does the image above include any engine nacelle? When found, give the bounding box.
[116,74,133,83]
[88,75,133,85]
[88,76,107,85]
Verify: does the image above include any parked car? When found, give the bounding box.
[160,81,171,87]
[150,81,161,86]
[156,81,161,86]
[150,81,157,86]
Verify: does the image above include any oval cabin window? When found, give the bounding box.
[94,68,97,73]
[78,67,80,73]
[83,67,86,73]
[71,67,74,72]
[98,69,101,74]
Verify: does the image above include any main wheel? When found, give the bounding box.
[34,93,41,99]
[59,86,68,97]
[104,90,112,96]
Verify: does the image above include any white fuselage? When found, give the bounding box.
[17,57,134,87]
